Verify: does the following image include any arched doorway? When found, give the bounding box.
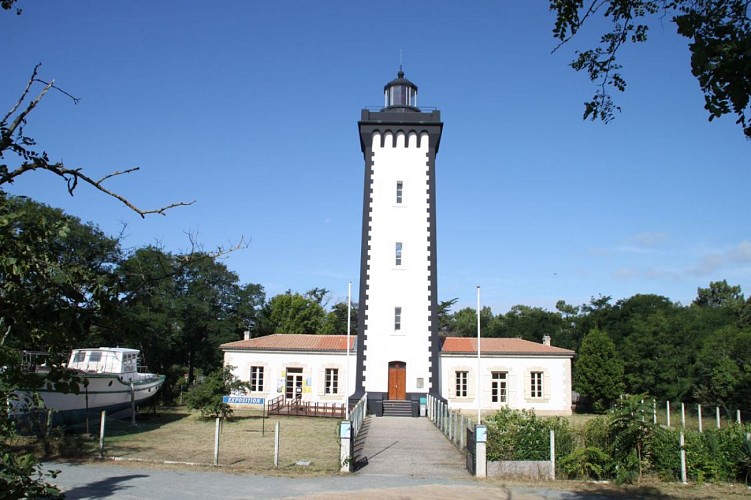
[388,361,406,400]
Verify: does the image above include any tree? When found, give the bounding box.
[1,65,192,216]
[446,306,497,337]
[574,328,625,412]
[264,292,326,334]
[437,298,458,334]
[550,1,751,138]
[0,62,190,497]
[320,301,357,335]
[693,280,745,308]
[184,365,250,418]
[693,324,751,412]
[496,305,562,341]
[0,195,121,357]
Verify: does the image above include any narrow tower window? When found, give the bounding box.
[394,307,402,330]
[395,242,402,266]
[396,181,403,204]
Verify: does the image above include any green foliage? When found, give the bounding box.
[485,407,572,461]
[559,446,612,479]
[0,451,62,499]
[184,366,250,418]
[608,395,657,482]
[574,328,624,412]
[319,301,357,335]
[265,292,326,334]
[694,280,745,309]
[550,1,751,138]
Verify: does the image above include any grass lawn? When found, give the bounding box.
[85,406,341,473]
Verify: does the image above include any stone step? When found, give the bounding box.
[382,400,413,417]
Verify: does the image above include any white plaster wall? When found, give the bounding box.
[363,130,433,395]
[223,350,357,405]
[441,355,573,416]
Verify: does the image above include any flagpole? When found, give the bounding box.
[477,285,481,424]
[345,281,351,419]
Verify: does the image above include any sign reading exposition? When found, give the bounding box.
[223,395,265,405]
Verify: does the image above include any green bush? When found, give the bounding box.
[485,407,572,461]
[184,365,249,418]
[559,446,612,479]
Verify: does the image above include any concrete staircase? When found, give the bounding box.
[382,400,413,417]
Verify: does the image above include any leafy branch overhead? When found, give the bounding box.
[0,64,194,217]
[550,1,751,138]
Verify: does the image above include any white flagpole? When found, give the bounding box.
[346,281,351,419]
[477,285,481,424]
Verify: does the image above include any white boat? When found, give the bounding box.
[20,347,165,426]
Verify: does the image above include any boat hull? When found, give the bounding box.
[24,373,166,427]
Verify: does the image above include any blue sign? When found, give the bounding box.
[223,396,265,405]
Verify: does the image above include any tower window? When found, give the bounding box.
[396,181,403,204]
[394,307,402,330]
[395,242,402,266]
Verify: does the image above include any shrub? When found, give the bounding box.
[485,407,572,462]
[184,366,249,419]
[559,446,613,479]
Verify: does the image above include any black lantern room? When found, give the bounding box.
[383,69,419,111]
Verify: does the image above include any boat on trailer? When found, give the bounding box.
[20,347,165,426]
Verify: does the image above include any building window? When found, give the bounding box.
[455,371,468,397]
[394,307,402,330]
[395,242,402,266]
[396,181,403,204]
[250,366,264,392]
[530,371,543,399]
[492,371,508,403]
[325,368,339,394]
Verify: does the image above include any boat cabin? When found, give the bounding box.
[67,348,139,375]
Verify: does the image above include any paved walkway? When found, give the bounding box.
[353,415,470,478]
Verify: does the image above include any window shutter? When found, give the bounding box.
[318,368,325,396]
[524,371,531,399]
[543,371,551,400]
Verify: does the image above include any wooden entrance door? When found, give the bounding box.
[388,361,406,400]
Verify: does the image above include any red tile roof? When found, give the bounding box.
[221,334,573,357]
[221,334,356,352]
[441,337,574,356]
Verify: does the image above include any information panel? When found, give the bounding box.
[222,396,265,405]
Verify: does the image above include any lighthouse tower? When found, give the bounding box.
[354,70,443,415]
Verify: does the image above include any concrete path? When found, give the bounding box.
[353,415,469,478]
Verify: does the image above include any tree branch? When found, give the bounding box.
[1,65,194,217]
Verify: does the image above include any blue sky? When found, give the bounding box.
[3,2,749,314]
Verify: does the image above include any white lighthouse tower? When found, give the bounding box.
[354,70,443,416]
